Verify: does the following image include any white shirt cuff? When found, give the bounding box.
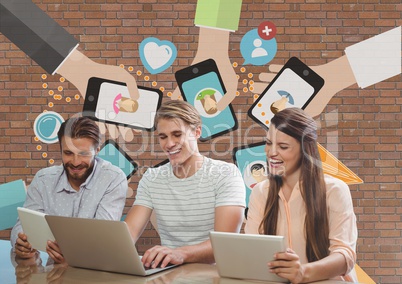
[344,26,401,89]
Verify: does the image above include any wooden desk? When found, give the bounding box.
[1,240,353,284]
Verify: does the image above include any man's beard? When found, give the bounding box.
[64,162,94,184]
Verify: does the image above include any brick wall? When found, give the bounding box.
[0,0,401,282]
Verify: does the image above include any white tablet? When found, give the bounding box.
[17,207,55,252]
[210,231,288,283]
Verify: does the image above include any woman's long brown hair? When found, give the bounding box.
[259,108,329,262]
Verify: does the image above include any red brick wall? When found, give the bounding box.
[0,1,401,282]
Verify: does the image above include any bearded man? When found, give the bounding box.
[11,116,127,263]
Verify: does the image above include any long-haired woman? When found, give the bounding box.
[245,107,357,283]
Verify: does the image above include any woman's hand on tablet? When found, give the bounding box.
[268,248,305,284]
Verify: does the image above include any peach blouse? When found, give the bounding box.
[244,175,358,282]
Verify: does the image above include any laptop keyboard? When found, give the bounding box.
[144,262,175,270]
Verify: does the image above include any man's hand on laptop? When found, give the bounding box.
[46,240,66,264]
[14,233,37,259]
[141,245,185,269]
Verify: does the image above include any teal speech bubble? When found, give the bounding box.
[139,37,177,74]
[240,29,277,66]
[33,111,64,144]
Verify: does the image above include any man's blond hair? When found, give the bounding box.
[154,100,202,129]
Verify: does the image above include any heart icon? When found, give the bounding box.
[144,42,172,69]
[139,37,177,74]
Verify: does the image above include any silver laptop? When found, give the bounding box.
[210,231,288,283]
[45,215,177,276]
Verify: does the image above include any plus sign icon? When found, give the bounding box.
[258,21,277,40]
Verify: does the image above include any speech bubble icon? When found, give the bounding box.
[33,111,64,144]
[139,37,177,74]
[240,29,277,66]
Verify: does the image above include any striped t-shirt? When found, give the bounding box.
[134,157,246,248]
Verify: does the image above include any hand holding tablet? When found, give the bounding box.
[17,207,55,252]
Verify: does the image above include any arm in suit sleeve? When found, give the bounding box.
[0,0,78,74]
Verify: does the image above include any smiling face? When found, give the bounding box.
[61,136,99,190]
[265,125,302,181]
[251,167,266,183]
[157,118,201,172]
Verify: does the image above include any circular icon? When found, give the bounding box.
[243,161,268,190]
[193,88,223,118]
[33,111,64,144]
[240,29,277,66]
[258,21,277,40]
